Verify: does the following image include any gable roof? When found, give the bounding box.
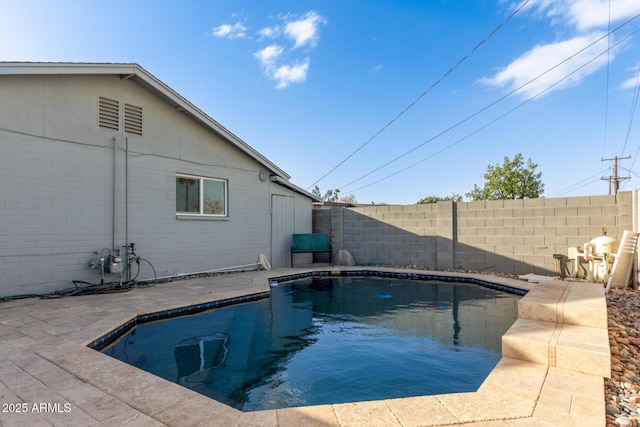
[0,62,319,201]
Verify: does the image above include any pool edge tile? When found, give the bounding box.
[276,404,340,427]
[332,400,403,427]
[385,395,459,427]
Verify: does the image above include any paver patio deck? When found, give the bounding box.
[0,267,608,426]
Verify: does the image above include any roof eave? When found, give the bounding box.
[270,176,321,201]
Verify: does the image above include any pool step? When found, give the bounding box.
[517,281,608,329]
[501,280,611,378]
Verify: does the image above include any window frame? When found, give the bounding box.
[176,173,228,218]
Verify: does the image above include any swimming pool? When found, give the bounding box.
[101,275,520,411]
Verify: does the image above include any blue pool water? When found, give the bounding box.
[103,276,520,411]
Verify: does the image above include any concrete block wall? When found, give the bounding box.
[311,207,332,263]
[456,194,632,274]
[317,192,635,275]
[314,204,440,266]
[1,72,311,297]
[0,137,115,296]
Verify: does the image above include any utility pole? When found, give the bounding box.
[601,156,631,199]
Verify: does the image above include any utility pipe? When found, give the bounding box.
[113,136,118,251]
[631,190,640,289]
[150,263,263,282]
[633,189,637,233]
[125,136,130,281]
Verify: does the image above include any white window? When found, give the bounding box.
[176,174,227,216]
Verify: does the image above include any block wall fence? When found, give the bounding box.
[313,192,638,275]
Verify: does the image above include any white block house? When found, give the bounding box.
[0,62,318,297]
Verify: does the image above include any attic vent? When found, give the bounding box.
[98,97,119,131]
[124,103,143,136]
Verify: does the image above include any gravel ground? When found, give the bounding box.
[606,290,640,427]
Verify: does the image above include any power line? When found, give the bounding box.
[305,0,532,190]
[341,17,640,192]
[621,166,640,180]
[601,0,612,159]
[344,23,640,195]
[547,168,611,197]
[625,140,640,180]
[619,167,637,193]
[345,39,624,194]
[621,62,640,157]
[618,64,640,191]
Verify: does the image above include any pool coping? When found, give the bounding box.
[86,291,271,352]
[0,266,608,426]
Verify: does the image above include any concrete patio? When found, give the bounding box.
[0,267,609,426]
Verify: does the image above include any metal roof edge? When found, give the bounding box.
[270,176,321,201]
[0,62,140,75]
[0,62,291,180]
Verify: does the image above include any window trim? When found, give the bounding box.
[176,173,228,217]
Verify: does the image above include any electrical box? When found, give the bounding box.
[108,255,122,274]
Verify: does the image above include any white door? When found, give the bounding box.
[271,195,294,268]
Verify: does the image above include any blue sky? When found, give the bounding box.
[3,0,640,204]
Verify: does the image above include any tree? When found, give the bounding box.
[339,193,358,204]
[466,153,543,201]
[312,185,337,202]
[312,185,357,204]
[417,194,462,204]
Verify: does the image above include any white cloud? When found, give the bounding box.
[255,47,310,89]
[284,11,326,48]
[273,59,310,89]
[525,0,640,31]
[484,0,640,98]
[622,64,640,89]
[212,22,247,39]
[254,45,284,66]
[258,26,279,39]
[481,34,611,99]
[214,11,324,88]
[567,0,640,30]
[370,64,383,73]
